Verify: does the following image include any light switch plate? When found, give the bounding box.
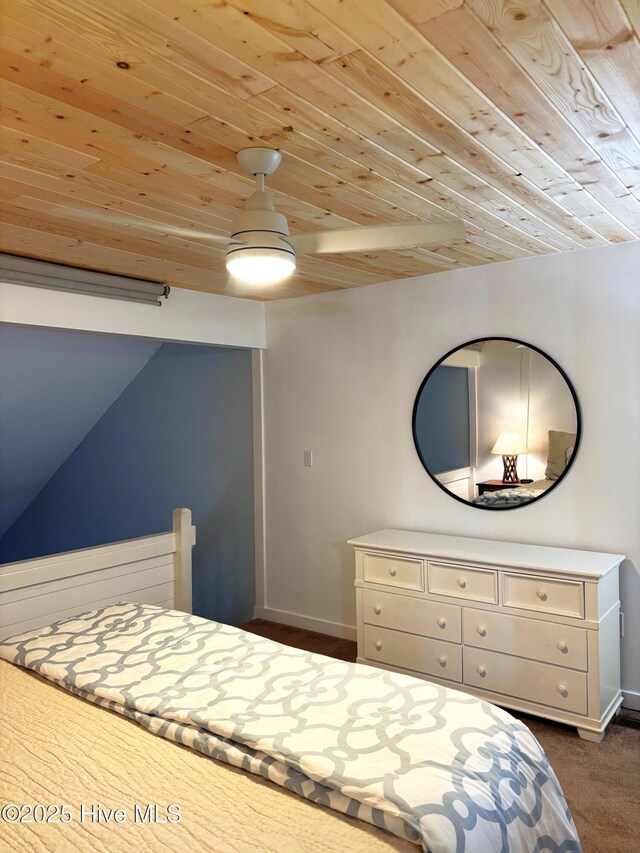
[304,450,313,468]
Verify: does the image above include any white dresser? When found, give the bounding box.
[350,530,624,742]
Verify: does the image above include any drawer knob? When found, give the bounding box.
[437,617,446,628]
[557,641,568,653]
[477,665,486,677]
[374,605,382,615]
[457,577,467,589]
[389,567,397,577]
[375,640,382,651]
[438,656,447,667]
[477,625,487,637]
[537,590,548,601]
[557,684,568,697]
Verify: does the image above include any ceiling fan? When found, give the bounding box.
[220,148,465,286]
[61,147,466,286]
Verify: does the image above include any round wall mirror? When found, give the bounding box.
[412,338,581,510]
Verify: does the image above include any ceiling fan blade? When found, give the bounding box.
[149,226,230,245]
[289,221,465,255]
[57,208,231,245]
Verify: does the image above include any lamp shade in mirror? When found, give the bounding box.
[412,338,581,510]
[491,431,528,456]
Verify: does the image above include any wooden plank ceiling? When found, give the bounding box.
[1,0,639,300]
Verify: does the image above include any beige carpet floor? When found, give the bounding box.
[241,619,640,853]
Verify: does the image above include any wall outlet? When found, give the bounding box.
[304,450,313,468]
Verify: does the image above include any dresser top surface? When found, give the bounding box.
[348,530,624,578]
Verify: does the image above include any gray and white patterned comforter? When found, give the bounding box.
[473,488,544,507]
[0,602,581,852]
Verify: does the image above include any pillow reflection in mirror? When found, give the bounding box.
[545,430,577,481]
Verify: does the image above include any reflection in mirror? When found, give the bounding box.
[412,339,580,510]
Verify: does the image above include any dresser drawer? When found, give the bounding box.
[363,588,461,643]
[427,561,497,603]
[464,647,587,715]
[463,608,587,671]
[503,573,584,618]
[364,625,462,682]
[363,553,423,591]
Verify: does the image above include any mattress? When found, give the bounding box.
[0,659,412,852]
[529,479,552,490]
[0,602,581,852]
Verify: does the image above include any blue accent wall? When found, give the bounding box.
[415,365,470,475]
[0,343,255,626]
[0,324,159,538]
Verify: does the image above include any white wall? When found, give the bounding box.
[0,280,266,350]
[475,341,577,482]
[261,241,640,708]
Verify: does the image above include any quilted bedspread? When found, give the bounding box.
[0,602,581,852]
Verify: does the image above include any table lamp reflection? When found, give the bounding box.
[491,430,528,484]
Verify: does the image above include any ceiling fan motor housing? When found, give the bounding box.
[226,189,294,260]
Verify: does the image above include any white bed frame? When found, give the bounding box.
[0,508,195,641]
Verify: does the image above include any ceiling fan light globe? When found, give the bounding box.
[226,248,295,285]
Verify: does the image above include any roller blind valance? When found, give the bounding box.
[0,254,170,306]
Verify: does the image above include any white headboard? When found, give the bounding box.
[0,508,196,641]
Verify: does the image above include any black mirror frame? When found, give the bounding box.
[412,337,582,511]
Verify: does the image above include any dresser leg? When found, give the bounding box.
[577,727,604,743]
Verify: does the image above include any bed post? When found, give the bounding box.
[173,508,196,613]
